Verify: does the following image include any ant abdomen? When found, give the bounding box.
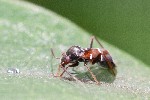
[98,54,116,68]
[98,61,116,68]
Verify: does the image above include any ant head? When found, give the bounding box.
[61,53,70,65]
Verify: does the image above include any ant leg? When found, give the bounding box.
[55,65,69,77]
[84,64,100,85]
[59,66,69,77]
[54,64,61,77]
[89,36,95,48]
[50,48,63,77]
[94,36,104,48]
[55,65,70,78]
[60,62,79,76]
[70,62,80,74]
[61,67,81,82]
[90,36,104,48]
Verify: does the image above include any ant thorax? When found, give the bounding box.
[66,46,84,61]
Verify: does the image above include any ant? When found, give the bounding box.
[51,36,116,85]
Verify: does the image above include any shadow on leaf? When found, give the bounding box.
[75,65,117,83]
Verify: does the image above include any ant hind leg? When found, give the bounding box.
[84,64,100,85]
[89,36,94,48]
[89,36,104,48]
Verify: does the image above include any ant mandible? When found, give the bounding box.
[51,36,116,85]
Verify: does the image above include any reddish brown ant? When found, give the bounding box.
[51,36,116,85]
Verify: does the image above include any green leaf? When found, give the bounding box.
[0,0,150,100]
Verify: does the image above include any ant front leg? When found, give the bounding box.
[60,62,79,76]
[59,66,69,77]
[50,48,62,77]
[61,66,81,82]
[54,64,62,77]
[55,64,69,77]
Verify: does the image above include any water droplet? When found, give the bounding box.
[7,68,20,74]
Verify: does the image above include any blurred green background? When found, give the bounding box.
[0,0,150,99]
[26,0,150,66]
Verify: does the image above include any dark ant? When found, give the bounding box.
[51,36,116,85]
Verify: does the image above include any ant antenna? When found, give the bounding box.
[50,48,60,59]
[50,48,61,76]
